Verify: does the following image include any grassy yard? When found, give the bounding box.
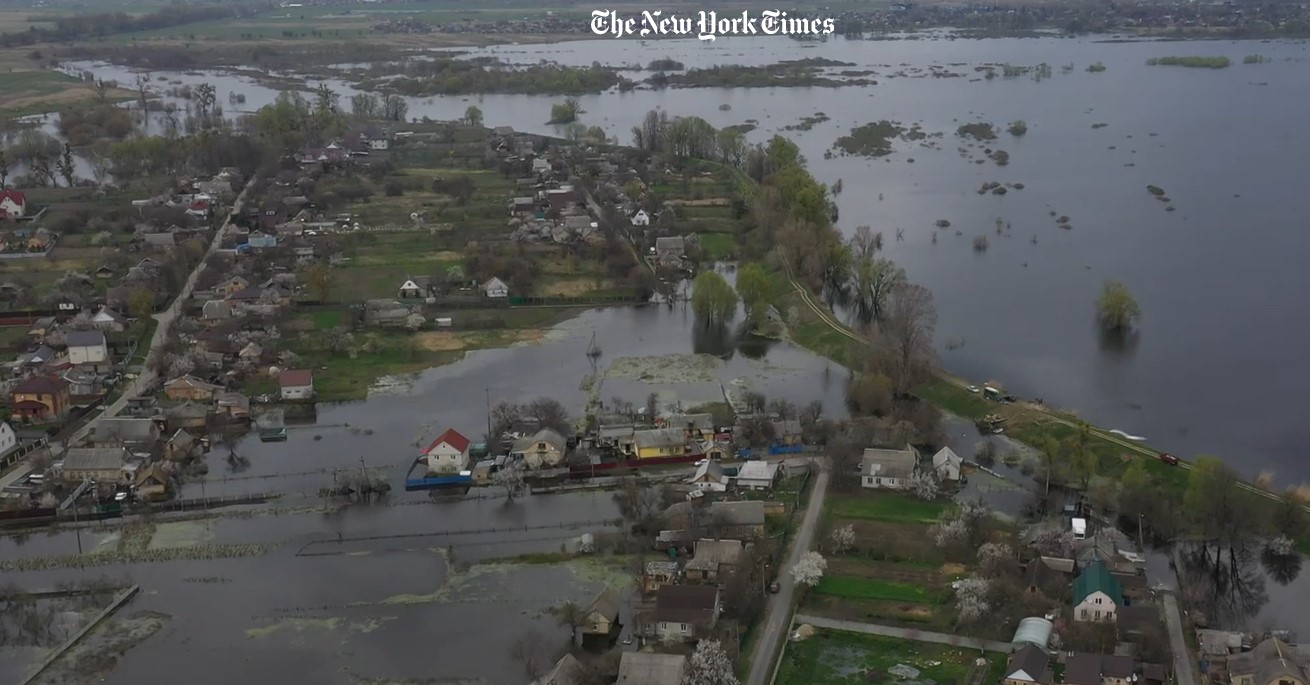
[0,325,29,353]
[814,575,943,604]
[827,492,952,524]
[777,629,1003,685]
[698,232,736,260]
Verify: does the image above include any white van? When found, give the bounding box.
[1071,517,1088,540]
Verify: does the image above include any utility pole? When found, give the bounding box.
[485,386,493,443]
[358,456,368,494]
[1137,513,1145,551]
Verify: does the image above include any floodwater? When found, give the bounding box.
[61,34,1310,484]
[194,301,850,499]
[3,490,630,685]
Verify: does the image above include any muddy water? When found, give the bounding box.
[4,490,629,685]
[192,304,849,499]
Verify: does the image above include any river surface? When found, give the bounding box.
[59,34,1310,485]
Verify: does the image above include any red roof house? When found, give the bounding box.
[0,189,27,220]
[422,428,472,473]
[277,369,314,401]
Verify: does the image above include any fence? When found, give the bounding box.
[294,518,621,556]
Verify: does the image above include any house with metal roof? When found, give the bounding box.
[616,652,687,685]
[1002,643,1053,685]
[860,444,918,489]
[1072,559,1123,623]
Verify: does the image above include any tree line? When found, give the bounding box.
[0,3,268,47]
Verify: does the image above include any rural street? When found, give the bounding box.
[745,462,830,685]
[64,177,257,444]
[1161,592,1197,685]
[792,614,1014,653]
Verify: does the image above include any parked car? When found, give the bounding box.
[1158,452,1180,466]
[966,385,980,393]
[768,581,780,593]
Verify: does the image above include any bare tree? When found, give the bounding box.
[879,282,937,397]
[613,478,665,533]
[552,601,586,646]
[525,397,571,435]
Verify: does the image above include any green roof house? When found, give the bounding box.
[1072,559,1123,624]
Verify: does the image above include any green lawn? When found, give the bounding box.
[777,630,1003,685]
[0,326,29,353]
[827,493,952,524]
[814,576,943,604]
[698,232,736,260]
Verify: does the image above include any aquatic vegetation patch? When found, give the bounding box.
[832,120,931,157]
[1146,55,1230,68]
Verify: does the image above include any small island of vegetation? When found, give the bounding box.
[956,122,997,141]
[654,62,873,89]
[833,121,922,157]
[1145,56,1231,69]
[646,57,686,71]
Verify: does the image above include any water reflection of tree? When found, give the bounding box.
[1261,547,1303,586]
[1179,541,1269,629]
[691,320,734,357]
[1096,320,1140,355]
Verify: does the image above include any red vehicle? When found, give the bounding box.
[1158,452,1180,466]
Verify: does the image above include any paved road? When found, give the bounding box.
[1161,592,1197,685]
[63,178,258,445]
[793,614,1014,653]
[745,464,830,685]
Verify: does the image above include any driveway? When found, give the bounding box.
[745,463,830,685]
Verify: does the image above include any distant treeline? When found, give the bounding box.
[0,2,271,47]
[360,59,632,97]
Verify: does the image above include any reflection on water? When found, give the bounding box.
[1177,542,1274,630]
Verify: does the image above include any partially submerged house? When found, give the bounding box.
[579,586,622,646]
[511,428,567,469]
[421,428,471,474]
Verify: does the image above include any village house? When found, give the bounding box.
[9,376,72,422]
[94,264,115,280]
[278,369,314,401]
[642,561,680,595]
[654,236,685,269]
[247,230,277,249]
[89,306,128,332]
[860,445,918,489]
[61,368,99,398]
[1063,653,1136,685]
[617,653,687,685]
[688,460,729,493]
[932,446,963,481]
[511,428,567,469]
[633,428,686,459]
[0,189,28,219]
[214,391,250,420]
[123,396,159,419]
[238,342,262,364]
[398,277,433,299]
[1227,637,1309,685]
[201,299,232,325]
[579,586,622,646]
[363,299,414,328]
[1002,644,1053,685]
[422,428,471,474]
[66,330,109,366]
[164,429,196,461]
[134,462,170,501]
[631,209,650,227]
[165,375,223,402]
[1072,559,1123,623]
[534,654,585,685]
[18,344,56,368]
[510,196,536,215]
[708,500,766,539]
[482,276,509,299]
[1023,556,1076,599]
[667,413,714,441]
[735,461,784,491]
[640,585,720,643]
[685,538,743,584]
[0,422,16,461]
[60,446,130,483]
[91,417,160,450]
[164,401,209,432]
[213,275,250,298]
[597,414,635,452]
[27,316,57,342]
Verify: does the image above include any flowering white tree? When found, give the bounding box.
[829,524,855,555]
[933,517,968,548]
[684,639,738,685]
[955,576,991,622]
[1025,521,1076,558]
[791,551,827,588]
[494,464,525,502]
[976,542,1014,577]
[404,312,426,331]
[909,470,940,501]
